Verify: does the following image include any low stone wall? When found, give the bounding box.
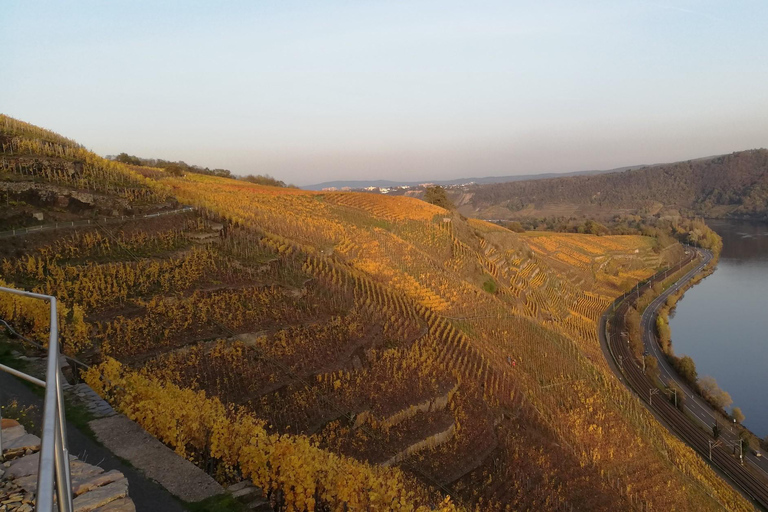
[383,422,456,467]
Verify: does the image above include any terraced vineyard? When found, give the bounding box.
[0,114,755,511]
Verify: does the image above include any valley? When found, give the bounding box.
[0,115,760,510]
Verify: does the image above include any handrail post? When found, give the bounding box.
[35,296,60,511]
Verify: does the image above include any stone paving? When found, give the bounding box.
[1,419,135,512]
[88,415,223,503]
[62,383,117,419]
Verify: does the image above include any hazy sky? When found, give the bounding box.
[2,1,767,185]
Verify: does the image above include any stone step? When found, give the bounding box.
[69,460,108,482]
[73,470,125,497]
[3,433,41,453]
[4,453,76,479]
[14,464,121,497]
[1,425,28,447]
[72,478,128,512]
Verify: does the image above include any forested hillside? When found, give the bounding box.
[0,115,755,511]
[455,150,768,221]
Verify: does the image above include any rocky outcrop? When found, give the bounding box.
[0,181,130,214]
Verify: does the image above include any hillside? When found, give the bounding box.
[0,114,755,511]
[452,149,768,221]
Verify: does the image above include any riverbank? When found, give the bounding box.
[599,247,768,509]
[634,237,768,454]
[668,219,768,443]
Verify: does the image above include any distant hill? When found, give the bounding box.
[302,166,638,191]
[453,149,768,221]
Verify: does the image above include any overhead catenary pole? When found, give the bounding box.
[709,440,722,461]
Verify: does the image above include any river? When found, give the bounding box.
[669,219,768,438]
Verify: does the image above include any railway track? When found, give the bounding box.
[600,250,768,510]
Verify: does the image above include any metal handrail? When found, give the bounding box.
[0,286,73,512]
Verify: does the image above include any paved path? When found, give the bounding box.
[89,415,223,503]
[0,371,186,512]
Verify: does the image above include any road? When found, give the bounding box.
[599,249,768,510]
[640,249,768,481]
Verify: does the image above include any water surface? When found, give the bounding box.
[670,219,768,437]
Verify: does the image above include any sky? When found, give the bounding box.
[2,1,767,186]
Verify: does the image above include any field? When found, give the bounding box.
[0,114,754,511]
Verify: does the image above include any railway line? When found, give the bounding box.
[599,249,768,510]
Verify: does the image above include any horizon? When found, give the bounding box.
[2,1,768,186]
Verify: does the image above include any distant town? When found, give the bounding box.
[321,182,476,193]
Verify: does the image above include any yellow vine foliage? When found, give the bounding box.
[84,358,459,512]
[0,279,90,353]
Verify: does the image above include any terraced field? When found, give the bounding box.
[0,114,753,511]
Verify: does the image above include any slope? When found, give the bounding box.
[456,149,768,221]
[0,114,755,511]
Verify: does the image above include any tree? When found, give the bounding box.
[424,186,454,210]
[733,407,745,424]
[673,356,697,386]
[644,355,660,382]
[164,163,185,176]
[582,219,608,235]
[655,314,671,354]
[482,276,497,294]
[698,376,732,410]
[242,174,287,187]
[739,430,753,451]
[114,152,142,166]
[625,306,643,359]
[503,221,525,233]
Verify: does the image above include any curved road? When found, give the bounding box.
[640,250,768,480]
[599,249,768,509]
